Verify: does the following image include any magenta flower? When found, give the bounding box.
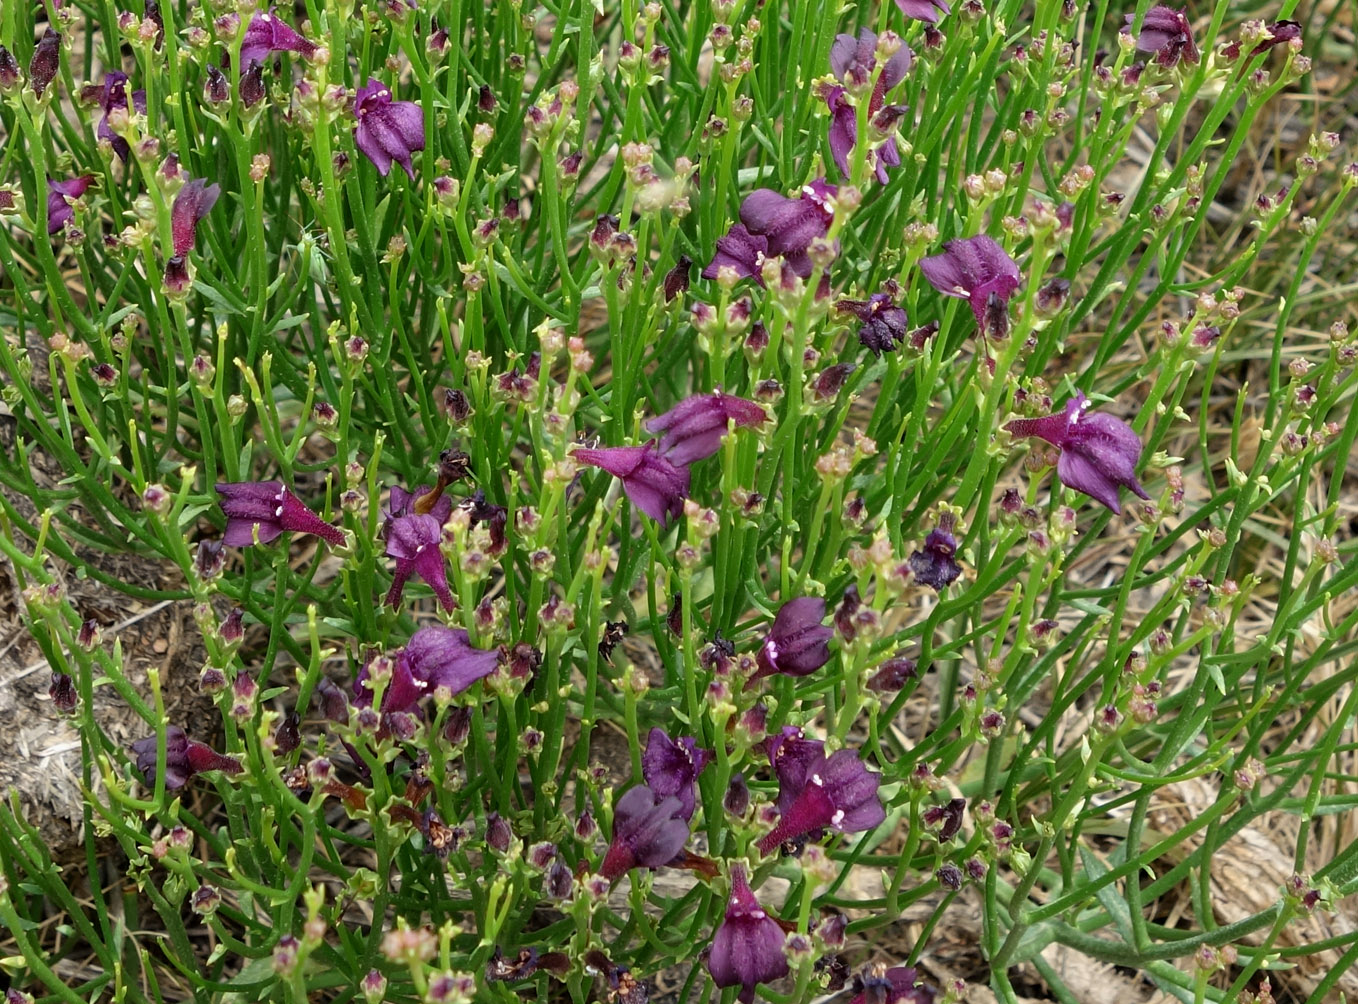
[919,235,1021,337]
[1126,5,1199,67]
[892,0,950,23]
[573,441,690,524]
[703,180,838,282]
[836,292,908,355]
[908,513,962,591]
[751,597,834,682]
[130,727,242,789]
[757,735,885,854]
[643,393,768,466]
[707,865,789,1004]
[1004,393,1150,514]
[642,728,713,821]
[82,72,147,161]
[239,9,316,66]
[353,78,426,179]
[215,481,345,547]
[849,966,937,1004]
[171,178,220,257]
[47,176,95,235]
[599,785,691,880]
[384,513,454,610]
[826,30,911,183]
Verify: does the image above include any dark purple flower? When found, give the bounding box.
[313,676,350,723]
[642,728,713,821]
[757,740,884,854]
[704,181,838,283]
[908,514,962,591]
[204,64,230,104]
[215,481,345,548]
[663,254,692,301]
[239,9,317,66]
[866,655,917,693]
[49,671,77,713]
[239,60,266,107]
[130,726,242,789]
[644,393,768,466]
[1125,5,1199,67]
[171,178,220,257]
[573,441,690,524]
[849,965,937,1004]
[893,0,950,22]
[47,176,95,235]
[919,235,1021,332]
[707,865,789,1004]
[837,293,908,355]
[1004,392,1150,514]
[0,44,21,91]
[599,784,691,880]
[1250,20,1301,57]
[353,78,426,179]
[83,72,148,161]
[384,512,454,610]
[402,625,500,697]
[826,30,912,183]
[751,597,834,682]
[29,30,60,98]
[923,797,966,841]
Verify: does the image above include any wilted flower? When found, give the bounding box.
[707,865,790,1004]
[848,965,937,1004]
[751,597,834,682]
[130,727,242,789]
[1004,392,1150,513]
[826,30,912,183]
[893,0,950,23]
[908,514,962,591]
[599,784,691,880]
[644,393,768,466]
[1248,20,1301,57]
[642,728,713,821]
[239,9,316,65]
[47,176,95,234]
[919,235,1021,333]
[757,734,885,853]
[1126,5,1199,67]
[216,481,345,547]
[353,78,426,179]
[703,180,838,282]
[49,671,77,713]
[171,178,220,256]
[572,441,690,524]
[837,292,908,354]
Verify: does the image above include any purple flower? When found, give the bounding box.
[642,728,713,821]
[239,10,317,66]
[827,30,911,183]
[1249,20,1301,57]
[892,0,950,23]
[82,72,147,161]
[572,441,690,524]
[849,966,938,1004]
[47,175,95,235]
[751,597,834,682]
[353,78,426,179]
[908,514,962,591]
[384,513,454,610]
[704,181,838,283]
[919,235,1021,333]
[1126,5,1199,67]
[643,393,768,466]
[215,481,345,548]
[171,178,220,257]
[1004,393,1150,514]
[28,29,61,98]
[757,737,884,855]
[599,784,691,880]
[130,727,242,789]
[403,625,500,696]
[837,292,908,355]
[707,865,789,1004]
